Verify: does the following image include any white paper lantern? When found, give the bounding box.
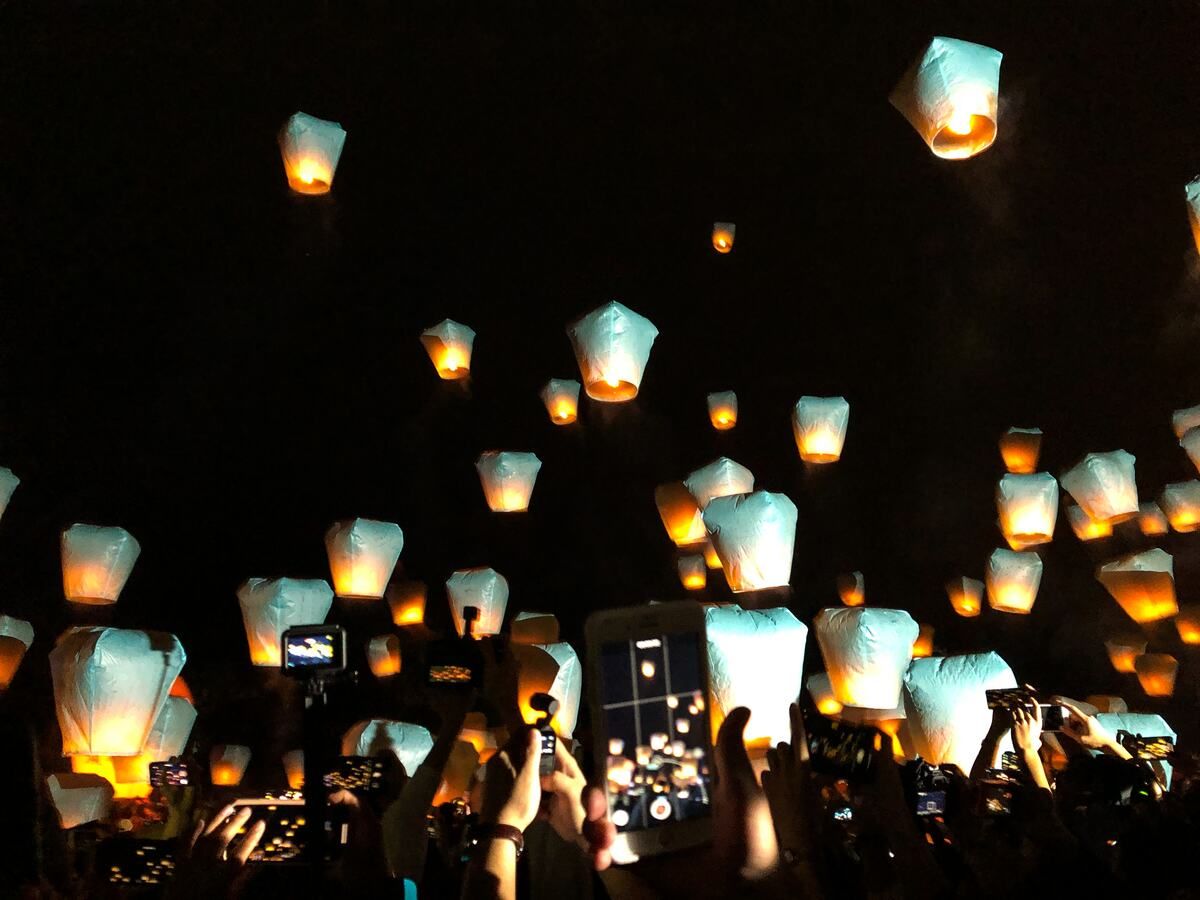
[420,318,476,380]
[1177,605,1200,645]
[1180,429,1200,475]
[706,391,738,430]
[324,518,404,600]
[677,555,706,591]
[115,696,198,785]
[50,627,185,756]
[1085,695,1127,714]
[387,580,427,627]
[805,672,843,716]
[366,634,401,678]
[1173,404,1200,438]
[475,451,542,513]
[282,750,305,790]
[889,36,1003,160]
[565,301,659,402]
[711,222,736,254]
[996,473,1058,549]
[341,720,433,776]
[985,548,1043,615]
[210,744,252,786]
[1096,548,1178,624]
[1159,480,1200,532]
[237,577,334,667]
[0,467,19,522]
[0,615,34,690]
[1105,636,1147,674]
[61,524,141,605]
[684,457,755,509]
[814,607,918,709]
[792,396,850,463]
[537,641,583,739]
[702,490,798,592]
[278,111,346,195]
[510,611,560,645]
[1066,504,1112,541]
[541,378,581,425]
[1186,179,1200,255]
[47,773,114,829]
[946,576,984,617]
[837,571,866,607]
[1059,450,1139,524]
[446,567,509,637]
[654,482,707,547]
[1136,502,1169,537]
[1134,654,1178,698]
[998,427,1042,474]
[705,605,808,748]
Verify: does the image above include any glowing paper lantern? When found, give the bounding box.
[366,634,401,678]
[706,391,737,430]
[1085,696,1127,714]
[386,580,427,627]
[282,750,304,790]
[792,396,850,463]
[61,524,141,605]
[51,627,185,756]
[341,721,433,775]
[1134,654,1178,697]
[113,696,198,786]
[677,555,706,591]
[1175,606,1200,645]
[654,482,707,546]
[446,567,509,637]
[1060,450,1139,524]
[705,605,808,749]
[996,473,1058,549]
[511,644,560,726]
[814,607,918,709]
[703,490,798,592]
[565,301,659,402]
[511,612,560,644]
[685,457,755,509]
[1067,504,1112,541]
[1105,637,1146,674]
[889,36,1002,160]
[0,615,33,690]
[985,548,1042,614]
[1097,549,1178,624]
[912,624,935,659]
[1188,180,1200,255]
[324,518,404,600]
[210,745,251,786]
[1181,429,1200,474]
[1135,503,1168,537]
[278,111,345,195]
[537,641,583,738]
[946,576,984,617]
[711,222,735,254]
[0,467,19,522]
[702,541,722,570]
[475,451,542,513]
[837,571,866,607]
[420,319,476,381]
[70,755,149,799]
[237,577,334,667]
[998,427,1042,474]
[1159,481,1200,532]
[541,379,580,425]
[47,773,114,829]
[805,672,843,717]
[1173,404,1200,439]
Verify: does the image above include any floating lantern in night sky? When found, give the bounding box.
[912,624,935,659]
[837,571,866,607]
[1134,654,1178,697]
[1175,606,1200,645]
[237,577,333,667]
[1173,403,1200,439]
[1186,179,1200,256]
[420,318,476,381]
[511,644,560,727]
[566,301,659,402]
[366,634,401,678]
[985,548,1042,614]
[282,750,304,790]
[446,567,509,637]
[706,391,738,430]
[1105,636,1147,674]
[278,112,345,195]
[0,615,33,690]
[510,611,560,645]
[996,473,1058,549]
[325,518,404,600]
[814,607,918,709]
[210,744,251,786]
[1067,504,1112,541]
[1181,430,1200,474]
[538,641,582,737]
[684,456,754,509]
[1159,480,1200,532]
[703,490,798,591]
[540,379,580,425]
[998,427,1042,474]
[677,555,706,591]
[654,482,707,547]
[1137,502,1169,537]
[386,580,427,627]
[1060,450,1139,524]
[711,222,736,254]
[946,576,984,617]
[61,524,141,605]
[475,451,542,513]
[0,467,18,522]
[1097,548,1178,623]
[341,721,433,775]
[792,396,849,463]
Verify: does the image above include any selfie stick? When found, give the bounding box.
[301,672,332,869]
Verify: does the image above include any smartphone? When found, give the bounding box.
[804,711,881,781]
[232,796,306,864]
[915,791,946,816]
[149,760,190,787]
[1116,731,1175,760]
[97,838,175,886]
[1001,751,1022,774]
[1039,704,1067,733]
[985,687,1031,710]
[977,774,1015,816]
[281,625,347,677]
[586,602,713,862]
[323,756,386,794]
[539,727,557,777]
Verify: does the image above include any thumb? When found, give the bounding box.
[715,707,756,791]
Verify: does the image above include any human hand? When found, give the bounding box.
[480,728,541,831]
[1056,698,1118,751]
[539,736,587,845]
[762,704,816,861]
[713,707,778,881]
[168,804,265,900]
[1011,701,1043,753]
[580,786,617,871]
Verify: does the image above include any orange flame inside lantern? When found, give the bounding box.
[1134,654,1178,697]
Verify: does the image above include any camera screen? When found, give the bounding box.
[599,634,712,833]
[148,761,190,787]
[428,664,473,684]
[285,632,339,669]
[323,757,386,793]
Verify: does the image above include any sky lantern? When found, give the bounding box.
[946,576,984,617]
[341,721,433,776]
[1173,404,1200,472]
[420,319,476,381]
[1060,450,1139,524]
[540,378,580,425]
[565,301,659,402]
[1175,606,1200,645]
[386,580,427,627]
[912,624,935,659]
[475,451,542,513]
[995,473,1058,549]
[1180,430,1200,474]
[61,524,141,605]
[460,713,501,764]
[1173,403,1200,439]
[210,745,252,786]
[511,644,561,727]
[677,555,706,591]
[703,490,798,592]
[837,571,866,607]
[814,607,918,709]
[114,696,197,786]
[47,773,113,829]
[538,641,583,737]
[278,111,345,195]
[1186,180,1200,255]
[792,396,850,463]
[711,222,735,254]
[510,611,560,644]
[654,481,707,547]
[0,615,33,690]
[366,634,401,678]
[324,518,404,600]
[998,427,1042,474]
[702,540,722,570]
[1137,503,1169,537]
[1085,695,1127,714]
[890,36,1002,160]
[706,391,738,430]
[1134,654,1178,697]
[1097,549,1178,624]
[446,567,509,637]
[985,548,1043,614]
[236,577,333,667]
[51,627,185,757]
[705,605,807,750]
[805,672,843,717]
[684,456,755,509]
[282,750,304,790]
[1066,504,1112,541]
[1105,637,1147,674]
[1159,480,1200,532]
[0,467,19,522]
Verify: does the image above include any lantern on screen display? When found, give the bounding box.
[0,467,19,522]
[0,615,33,690]
[912,624,935,659]
[1105,637,1147,674]
[476,451,542,513]
[61,524,141,605]
[1060,450,1139,524]
[540,379,580,425]
[112,695,198,786]
[677,555,706,591]
[890,36,1002,160]
[1134,654,1178,697]
[806,672,843,717]
[1159,481,1200,532]
[685,457,755,509]
[282,750,305,790]
[792,396,849,463]
[278,111,345,195]
[998,427,1042,474]
[342,720,434,775]
[210,744,251,786]
[712,222,736,254]
[985,548,1042,614]
[48,773,114,829]
[511,644,560,726]
[703,490,798,592]
[236,577,334,667]
[538,641,583,737]
[386,580,427,627]
[325,518,404,599]
[655,482,707,547]
[1067,504,1112,541]
[837,571,866,607]
[511,611,560,644]
[705,605,808,749]
[1176,606,1200,644]
[366,634,401,678]
[996,473,1058,548]
[1097,549,1178,623]
[814,607,918,709]
[420,319,475,380]
[707,391,737,430]
[446,567,509,637]
[566,301,659,402]
[946,576,984,617]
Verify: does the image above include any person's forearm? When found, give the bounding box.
[970,734,1002,781]
[462,840,517,900]
[382,765,441,879]
[1022,748,1051,790]
[1098,737,1133,760]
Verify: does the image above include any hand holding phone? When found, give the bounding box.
[528,692,560,777]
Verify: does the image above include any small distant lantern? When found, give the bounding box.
[996,473,1058,549]
[324,518,404,600]
[475,451,542,513]
[209,744,251,787]
[113,696,198,786]
[654,482,707,547]
[711,222,736,254]
[1134,654,1178,697]
[540,379,581,425]
[1105,637,1147,674]
[684,457,755,509]
[1176,605,1200,645]
[511,645,560,726]
[703,490,798,592]
[1137,503,1169,537]
[1172,403,1200,439]
[986,548,1043,614]
[61,524,141,605]
[946,576,984,617]
[1085,695,1127,714]
[565,301,659,402]
[806,672,843,717]
[282,750,305,790]
[510,611,560,644]
[446,567,509,637]
[0,467,19,522]
[814,607,918,709]
[792,396,850,463]
[366,634,401,678]
[237,577,334,667]
[1067,504,1112,541]
[1186,180,1200,255]
[706,391,738,430]
[1159,481,1200,532]
[702,541,722,570]
[1096,549,1178,624]
[0,615,33,690]
[677,555,706,591]
[278,111,345,195]
[47,773,114,829]
[420,319,476,380]
[1060,450,1139,524]
[998,427,1042,474]
[341,721,433,775]
[386,580,427,627]
[1181,429,1200,474]
[890,36,1003,160]
[837,571,866,607]
[912,624,935,659]
[538,641,583,737]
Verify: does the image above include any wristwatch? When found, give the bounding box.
[465,823,525,859]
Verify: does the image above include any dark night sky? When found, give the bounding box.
[1,1,1198,773]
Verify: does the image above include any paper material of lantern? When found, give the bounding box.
[1181,429,1200,474]
[446,567,509,638]
[237,577,334,667]
[210,744,251,786]
[511,645,561,727]
[0,615,34,690]
[1105,637,1147,674]
[278,111,345,195]
[655,482,707,547]
[998,427,1042,474]
[1095,712,1177,786]
[706,391,738,430]
[537,641,583,738]
[889,36,1002,160]
[0,467,19,522]
[1060,450,1139,524]
[1067,504,1112,541]
[985,548,1043,614]
[541,379,580,425]
[711,222,735,254]
[946,577,984,617]
[511,611,560,645]
[685,457,755,510]
[420,318,476,380]
[805,672,843,717]
[1085,695,1127,714]
[912,624,935,659]
[705,605,808,748]
[702,541,722,570]
[1159,480,1200,532]
[324,518,404,600]
[1173,404,1200,439]
[70,755,149,799]
[386,580,427,626]
[282,750,305,790]
[565,301,659,402]
[903,652,1017,772]
[703,490,798,592]
[677,555,706,591]
[1096,549,1178,624]
[996,473,1058,549]
[341,721,434,775]
[366,634,401,678]
[475,451,542,513]
[836,571,866,607]
[1175,606,1200,645]
[1188,179,1200,255]
[814,607,918,709]
[51,627,186,756]
[112,696,198,786]
[47,773,114,829]
[61,524,141,605]
[792,396,850,463]
[1134,654,1178,697]
[460,713,501,763]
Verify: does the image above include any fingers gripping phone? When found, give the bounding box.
[586,602,714,863]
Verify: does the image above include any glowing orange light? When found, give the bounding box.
[1175,606,1200,645]
[1105,638,1146,674]
[912,624,934,659]
[1134,654,1178,697]
[70,755,151,799]
[654,482,707,547]
[946,576,983,618]
[387,581,427,627]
